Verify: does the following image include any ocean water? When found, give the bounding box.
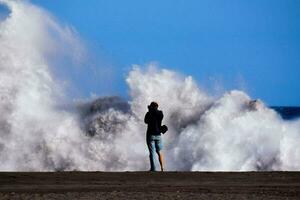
[271,107,300,120]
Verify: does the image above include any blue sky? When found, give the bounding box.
[28,0,300,105]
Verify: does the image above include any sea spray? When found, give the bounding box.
[126,67,300,171]
[0,0,91,171]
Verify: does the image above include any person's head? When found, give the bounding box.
[148,101,158,111]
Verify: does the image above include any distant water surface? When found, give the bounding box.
[271,106,300,120]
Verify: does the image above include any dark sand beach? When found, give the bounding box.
[0,172,299,199]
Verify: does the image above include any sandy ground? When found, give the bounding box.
[0,172,299,199]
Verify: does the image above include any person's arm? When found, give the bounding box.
[144,112,149,124]
[158,111,163,127]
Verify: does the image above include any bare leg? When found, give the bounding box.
[157,151,164,171]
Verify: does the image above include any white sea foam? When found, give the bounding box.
[0,0,299,171]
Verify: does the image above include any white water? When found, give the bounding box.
[0,0,299,171]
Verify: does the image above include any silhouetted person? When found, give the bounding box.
[144,101,164,171]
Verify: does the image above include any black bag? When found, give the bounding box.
[160,125,168,134]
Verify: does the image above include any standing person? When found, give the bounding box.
[144,102,164,172]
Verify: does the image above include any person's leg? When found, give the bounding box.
[154,136,164,171]
[147,137,156,171]
[157,151,164,171]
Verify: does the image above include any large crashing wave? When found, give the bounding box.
[0,0,299,171]
[126,67,300,171]
[0,0,92,171]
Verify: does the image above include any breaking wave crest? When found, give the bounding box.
[0,0,299,171]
